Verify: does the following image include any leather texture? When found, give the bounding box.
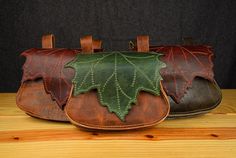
[21,48,77,108]
[152,45,214,103]
[151,45,222,117]
[168,77,222,117]
[135,36,222,117]
[65,83,169,130]
[19,35,102,109]
[16,35,102,121]
[16,79,69,121]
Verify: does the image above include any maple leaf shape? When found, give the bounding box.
[66,51,166,121]
[152,46,214,103]
[21,48,78,108]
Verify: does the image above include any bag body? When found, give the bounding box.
[66,85,169,130]
[133,36,222,118]
[16,79,68,121]
[16,35,101,121]
[168,77,221,117]
[64,51,169,130]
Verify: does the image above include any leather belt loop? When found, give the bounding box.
[137,35,149,52]
[93,39,102,50]
[80,35,93,53]
[42,34,55,48]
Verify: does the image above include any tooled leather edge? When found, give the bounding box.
[152,45,215,103]
[20,48,77,108]
[64,82,170,130]
[134,36,216,103]
[20,48,50,82]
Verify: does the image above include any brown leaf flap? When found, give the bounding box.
[21,48,78,108]
[152,46,214,103]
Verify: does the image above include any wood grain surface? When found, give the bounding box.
[0,90,236,158]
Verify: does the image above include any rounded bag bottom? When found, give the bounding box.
[168,77,222,118]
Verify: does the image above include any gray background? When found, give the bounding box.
[0,0,235,92]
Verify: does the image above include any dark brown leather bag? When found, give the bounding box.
[132,36,222,118]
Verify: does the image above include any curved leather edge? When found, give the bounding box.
[16,80,69,122]
[20,36,103,108]
[152,45,215,104]
[65,81,170,130]
[134,36,215,103]
[167,79,222,118]
[20,48,78,108]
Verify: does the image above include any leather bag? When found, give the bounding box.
[64,51,170,130]
[132,36,222,118]
[16,35,102,121]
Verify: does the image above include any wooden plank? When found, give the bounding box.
[0,140,236,158]
[0,116,73,131]
[0,93,25,116]
[0,128,236,142]
[158,113,236,128]
[212,89,236,113]
[1,113,236,131]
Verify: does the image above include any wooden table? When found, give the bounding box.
[0,90,235,158]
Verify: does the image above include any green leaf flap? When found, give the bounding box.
[66,52,166,121]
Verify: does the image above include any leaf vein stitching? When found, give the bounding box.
[120,53,155,89]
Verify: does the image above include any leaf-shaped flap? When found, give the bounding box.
[21,48,78,108]
[66,51,166,120]
[153,46,214,103]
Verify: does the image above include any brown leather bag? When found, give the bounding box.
[16,35,102,121]
[65,85,169,130]
[132,36,222,118]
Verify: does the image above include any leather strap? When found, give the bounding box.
[42,34,55,48]
[80,35,93,53]
[137,36,149,52]
[80,36,102,53]
[93,39,102,50]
